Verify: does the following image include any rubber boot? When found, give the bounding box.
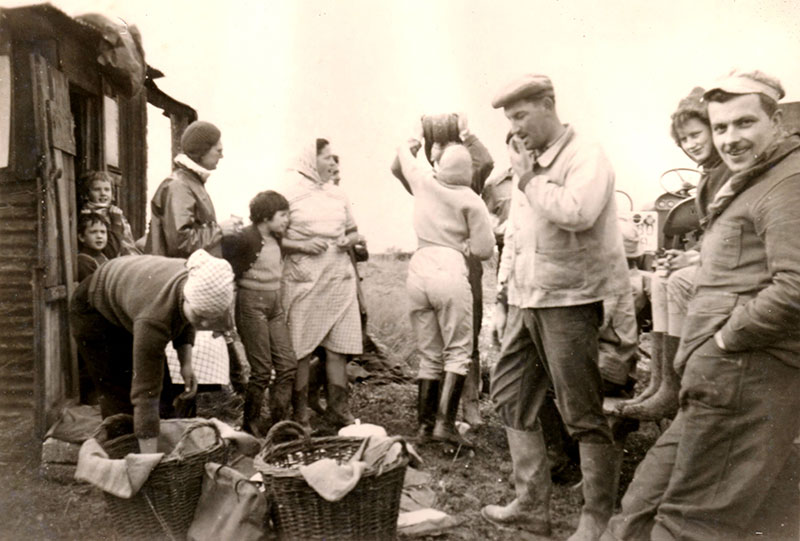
[268,379,293,426]
[241,385,266,438]
[416,378,440,443]
[619,335,679,421]
[618,331,664,411]
[307,355,326,415]
[292,356,311,430]
[432,372,472,447]
[481,427,552,535]
[567,442,622,541]
[323,384,355,427]
[461,351,483,427]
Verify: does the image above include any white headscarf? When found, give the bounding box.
[289,141,325,185]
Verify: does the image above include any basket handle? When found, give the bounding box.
[171,419,224,459]
[262,420,311,452]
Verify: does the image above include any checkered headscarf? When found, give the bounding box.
[183,249,234,317]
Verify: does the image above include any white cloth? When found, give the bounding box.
[167,330,229,384]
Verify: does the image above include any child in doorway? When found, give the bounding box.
[395,127,495,447]
[77,212,109,282]
[79,170,140,257]
[222,190,298,437]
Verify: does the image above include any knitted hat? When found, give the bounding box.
[183,249,234,318]
[181,121,221,162]
[436,144,472,187]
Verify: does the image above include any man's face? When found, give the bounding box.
[79,221,107,251]
[504,98,551,151]
[183,301,231,332]
[708,94,781,173]
[199,140,224,170]
[676,118,714,165]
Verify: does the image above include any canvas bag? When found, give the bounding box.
[187,462,269,541]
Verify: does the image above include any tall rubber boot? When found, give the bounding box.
[292,356,311,430]
[268,379,293,426]
[432,372,472,447]
[481,427,552,535]
[618,331,664,411]
[307,355,326,415]
[567,442,622,541]
[241,385,266,438]
[462,351,483,427]
[620,335,680,421]
[324,384,355,427]
[416,379,440,443]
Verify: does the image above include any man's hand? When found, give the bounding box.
[508,137,533,179]
[179,362,198,400]
[663,249,699,272]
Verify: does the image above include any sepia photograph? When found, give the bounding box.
[1,0,799,539]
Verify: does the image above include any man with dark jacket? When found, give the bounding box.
[70,250,234,453]
[604,70,800,540]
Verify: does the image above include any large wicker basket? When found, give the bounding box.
[254,421,408,541]
[97,415,228,541]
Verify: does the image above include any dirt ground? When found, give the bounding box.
[0,256,793,540]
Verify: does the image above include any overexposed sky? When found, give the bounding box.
[9,0,800,250]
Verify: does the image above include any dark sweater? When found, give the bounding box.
[88,255,195,438]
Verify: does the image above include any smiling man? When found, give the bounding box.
[604,70,800,540]
[480,74,630,540]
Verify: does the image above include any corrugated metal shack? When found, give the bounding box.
[0,3,196,437]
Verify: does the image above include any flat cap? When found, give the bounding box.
[703,69,785,103]
[492,74,554,109]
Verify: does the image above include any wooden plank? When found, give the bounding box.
[44,285,67,303]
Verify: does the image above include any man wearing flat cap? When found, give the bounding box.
[605,69,800,540]
[481,74,630,540]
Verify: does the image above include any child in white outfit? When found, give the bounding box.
[396,137,494,446]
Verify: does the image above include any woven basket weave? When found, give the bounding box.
[97,415,227,541]
[254,421,407,541]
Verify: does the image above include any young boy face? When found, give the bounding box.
[266,210,289,234]
[88,179,113,206]
[79,221,108,251]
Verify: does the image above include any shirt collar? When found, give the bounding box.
[535,124,573,168]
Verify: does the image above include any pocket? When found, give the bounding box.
[533,248,586,290]
[705,221,742,269]
[680,338,745,410]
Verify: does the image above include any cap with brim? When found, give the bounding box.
[703,69,785,102]
[492,74,554,109]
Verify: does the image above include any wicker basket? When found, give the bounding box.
[254,421,408,541]
[97,415,228,541]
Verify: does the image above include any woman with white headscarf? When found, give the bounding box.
[280,138,363,428]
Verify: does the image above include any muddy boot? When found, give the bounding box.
[461,354,483,427]
[323,384,355,428]
[268,380,293,426]
[241,385,266,438]
[432,372,472,447]
[291,385,312,431]
[481,426,552,535]
[416,378,440,443]
[567,442,621,541]
[617,332,664,412]
[619,335,679,421]
[308,356,326,415]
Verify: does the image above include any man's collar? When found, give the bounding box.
[535,125,573,168]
